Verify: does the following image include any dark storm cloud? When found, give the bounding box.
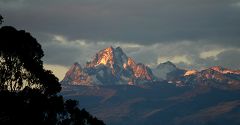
[1,0,240,70]
[42,41,81,66]
[1,0,240,46]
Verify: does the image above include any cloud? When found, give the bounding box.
[42,37,83,66]
[1,0,240,46]
[175,48,240,70]
[200,49,226,59]
[41,35,240,71]
[214,49,240,69]
[44,64,69,80]
[231,1,240,7]
[42,34,144,66]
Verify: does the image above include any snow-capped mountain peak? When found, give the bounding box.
[62,47,154,85]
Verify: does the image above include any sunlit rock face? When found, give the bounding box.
[171,66,240,88]
[86,46,129,76]
[184,70,198,76]
[62,62,93,85]
[62,47,154,85]
[210,66,240,75]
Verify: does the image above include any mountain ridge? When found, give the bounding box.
[61,46,240,88]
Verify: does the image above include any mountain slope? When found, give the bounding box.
[61,83,240,125]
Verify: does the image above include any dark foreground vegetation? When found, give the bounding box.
[0,15,105,125]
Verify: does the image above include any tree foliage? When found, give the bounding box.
[0,14,105,125]
[0,26,61,95]
[0,15,3,25]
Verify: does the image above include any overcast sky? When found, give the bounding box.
[1,0,240,80]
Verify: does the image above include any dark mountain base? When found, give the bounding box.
[61,82,240,125]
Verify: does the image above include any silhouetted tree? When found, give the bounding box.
[0,14,105,125]
[0,26,61,95]
[0,15,3,25]
[61,100,105,125]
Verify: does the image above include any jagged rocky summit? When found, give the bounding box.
[62,46,240,88]
[62,46,154,85]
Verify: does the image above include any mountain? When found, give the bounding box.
[151,62,240,88]
[62,46,240,88]
[152,61,186,80]
[62,46,154,85]
[61,83,240,125]
[61,47,240,125]
[171,66,240,89]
